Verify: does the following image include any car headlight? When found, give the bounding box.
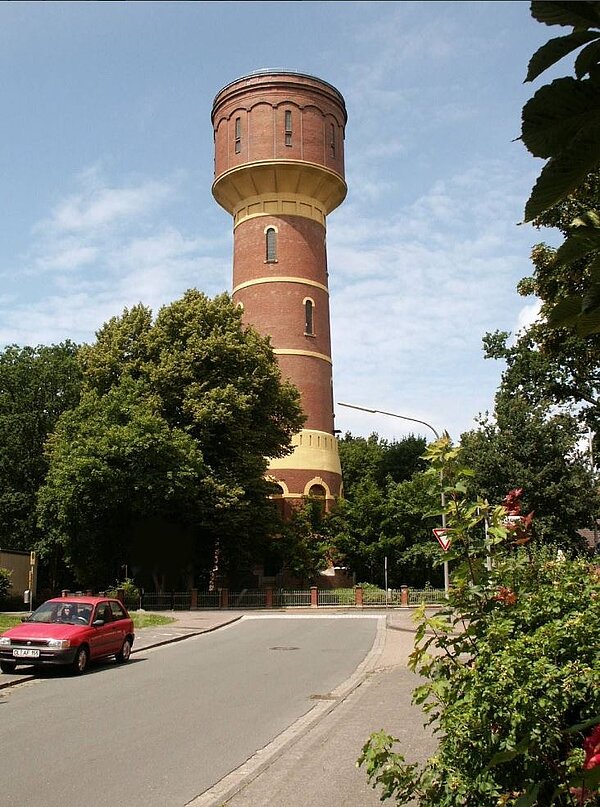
[47,639,71,649]
[0,637,11,646]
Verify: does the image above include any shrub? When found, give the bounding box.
[359,437,600,806]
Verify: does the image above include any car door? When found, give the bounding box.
[89,602,116,659]
[108,600,129,651]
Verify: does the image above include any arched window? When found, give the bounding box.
[285,110,292,147]
[265,228,277,262]
[304,299,314,335]
[308,483,327,515]
[330,123,336,157]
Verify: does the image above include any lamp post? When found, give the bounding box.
[338,402,449,596]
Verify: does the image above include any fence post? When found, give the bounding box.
[401,585,409,607]
[310,586,318,608]
[220,587,229,609]
[265,587,273,608]
[191,588,198,609]
[354,586,364,607]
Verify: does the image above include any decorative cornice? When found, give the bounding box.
[212,160,347,219]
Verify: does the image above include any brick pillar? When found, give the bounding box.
[400,585,409,607]
[61,590,70,598]
[116,588,125,606]
[190,588,198,609]
[310,586,318,608]
[265,587,274,608]
[220,588,229,609]
[354,586,364,607]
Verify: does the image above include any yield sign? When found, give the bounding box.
[433,528,452,551]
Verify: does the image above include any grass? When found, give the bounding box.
[0,611,175,631]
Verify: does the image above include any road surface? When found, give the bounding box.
[0,615,379,807]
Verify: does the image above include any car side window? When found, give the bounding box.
[109,601,126,621]
[94,603,111,623]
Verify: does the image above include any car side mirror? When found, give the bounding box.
[92,619,105,627]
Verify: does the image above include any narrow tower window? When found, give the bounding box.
[235,117,241,154]
[330,123,336,157]
[265,228,277,263]
[304,299,314,335]
[285,110,292,147]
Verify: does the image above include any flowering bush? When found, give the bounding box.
[359,437,600,806]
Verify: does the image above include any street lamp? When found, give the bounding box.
[337,402,450,596]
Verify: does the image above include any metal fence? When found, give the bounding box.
[228,590,267,609]
[123,587,445,611]
[408,587,447,605]
[195,591,220,609]
[140,592,192,611]
[274,589,311,607]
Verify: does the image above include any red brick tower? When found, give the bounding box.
[211,71,347,512]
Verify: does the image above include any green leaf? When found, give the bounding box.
[526,31,600,82]
[521,77,600,159]
[546,295,585,326]
[582,280,600,311]
[565,716,600,733]
[576,305,600,334]
[524,122,600,220]
[531,1,600,29]
[554,227,600,265]
[514,782,541,807]
[575,38,600,77]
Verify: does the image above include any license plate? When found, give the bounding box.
[13,648,40,658]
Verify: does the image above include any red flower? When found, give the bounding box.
[494,586,517,606]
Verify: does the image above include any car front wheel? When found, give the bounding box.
[71,646,89,675]
[0,660,16,674]
[116,638,132,664]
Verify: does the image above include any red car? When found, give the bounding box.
[0,596,135,675]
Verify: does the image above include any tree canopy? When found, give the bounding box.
[37,290,304,589]
[328,433,442,588]
[0,342,81,552]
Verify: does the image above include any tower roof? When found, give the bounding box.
[212,70,347,124]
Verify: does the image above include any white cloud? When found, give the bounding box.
[5,167,229,347]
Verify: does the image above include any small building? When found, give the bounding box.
[0,549,37,602]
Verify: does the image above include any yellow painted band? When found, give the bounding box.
[233,276,329,295]
[274,348,332,363]
[268,429,342,475]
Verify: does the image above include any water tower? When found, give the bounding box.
[211,70,347,512]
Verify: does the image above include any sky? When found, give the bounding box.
[1,1,560,443]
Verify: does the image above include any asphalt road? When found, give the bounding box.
[0,616,379,807]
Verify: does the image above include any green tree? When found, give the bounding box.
[0,342,81,551]
[461,391,598,550]
[38,290,304,589]
[331,433,440,587]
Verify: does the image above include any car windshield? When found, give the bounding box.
[27,601,92,625]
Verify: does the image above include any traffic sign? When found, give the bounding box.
[433,528,452,551]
